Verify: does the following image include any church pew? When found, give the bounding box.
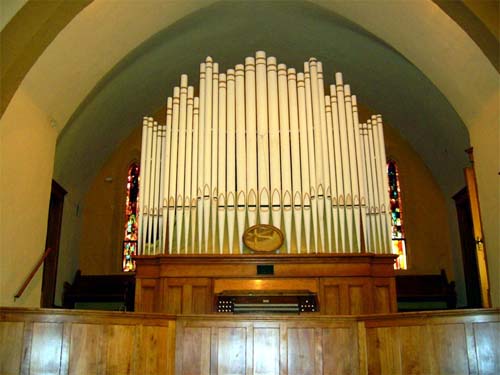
[62,270,136,311]
[396,269,457,311]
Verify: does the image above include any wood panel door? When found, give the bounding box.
[373,278,397,313]
[453,187,481,307]
[163,278,212,314]
[320,277,373,315]
[41,180,66,307]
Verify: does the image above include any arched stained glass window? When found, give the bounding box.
[123,163,139,272]
[387,160,407,270]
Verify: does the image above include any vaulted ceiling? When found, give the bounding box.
[2,0,498,200]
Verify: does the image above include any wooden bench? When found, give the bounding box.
[396,269,456,311]
[63,270,135,311]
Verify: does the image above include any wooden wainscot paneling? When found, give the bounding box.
[320,277,377,315]
[135,277,160,313]
[0,308,176,375]
[373,277,397,313]
[213,278,319,294]
[0,321,24,374]
[472,321,500,374]
[1,307,498,375]
[175,316,360,375]
[135,253,397,314]
[363,309,499,375]
[175,310,499,375]
[30,322,64,374]
[162,277,212,314]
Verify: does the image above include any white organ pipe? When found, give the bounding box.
[147,121,157,252]
[296,72,312,253]
[335,73,354,252]
[359,121,373,252]
[324,97,339,252]
[138,117,149,254]
[176,76,188,253]
[162,99,173,254]
[245,57,258,229]
[351,95,368,252]
[168,87,181,253]
[151,121,162,253]
[143,118,154,254]
[226,69,236,254]
[277,63,293,253]
[217,73,227,254]
[190,97,200,253]
[316,61,332,252]
[344,85,361,252]
[371,116,385,253]
[308,61,327,252]
[210,65,219,252]
[256,51,270,226]
[370,115,384,253]
[203,59,213,253]
[330,88,345,252]
[375,115,392,252]
[183,86,194,253]
[138,53,392,258]
[287,68,303,253]
[158,122,167,253]
[366,119,382,253]
[303,67,320,253]
[235,64,247,253]
[157,122,165,252]
[196,62,206,253]
[267,57,282,235]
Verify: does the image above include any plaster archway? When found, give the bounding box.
[1,0,497,307]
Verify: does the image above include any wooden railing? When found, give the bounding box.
[0,307,498,374]
[14,247,53,299]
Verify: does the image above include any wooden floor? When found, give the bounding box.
[0,307,498,374]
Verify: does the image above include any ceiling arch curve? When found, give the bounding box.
[0,0,498,216]
[5,0,496,199]
[40,0,473,197]
[2,0,498,307]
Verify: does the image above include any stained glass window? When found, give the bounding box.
[123,163,139,272]
[387,160,407,270]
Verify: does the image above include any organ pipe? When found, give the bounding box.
[138,52,392,256]
[287,68,303,253]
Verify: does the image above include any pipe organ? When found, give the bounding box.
[137,52,391,255]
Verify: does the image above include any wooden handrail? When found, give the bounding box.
[15,247,53,299]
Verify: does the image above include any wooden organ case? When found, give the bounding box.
[134,254,397,315]
[134,52,397,315]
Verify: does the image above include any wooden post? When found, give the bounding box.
[464,147,492,308]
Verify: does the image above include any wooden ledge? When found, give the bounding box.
[1,307,497,322]
[134,253,397,279]
[135,252,398,264]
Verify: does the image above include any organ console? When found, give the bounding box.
[137,51,392,256]
[215,290,318,314]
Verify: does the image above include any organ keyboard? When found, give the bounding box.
[216,290,318,314]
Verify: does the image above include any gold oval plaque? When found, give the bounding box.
[243,224,284,252]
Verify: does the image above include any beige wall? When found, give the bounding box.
[357,106,454,278]
[78,126,141,275]
[0,89,56,307]
[1,0,496,309]
[79,110,455,281]
[383,126,454,276]
[53,185,85,306]
[467,92,499,307]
